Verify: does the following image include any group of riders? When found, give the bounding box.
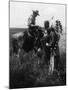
[11,10,63,74]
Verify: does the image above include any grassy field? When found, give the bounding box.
[9,28,66,89]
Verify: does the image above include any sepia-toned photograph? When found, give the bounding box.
[9,1,66,89]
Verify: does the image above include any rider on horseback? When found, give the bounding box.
[28,10,40,37]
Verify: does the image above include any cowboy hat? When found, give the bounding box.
[32,10,40,16]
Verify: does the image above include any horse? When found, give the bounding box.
[10,26,43,57]
[10,32,24,57]
[22,26,44,53]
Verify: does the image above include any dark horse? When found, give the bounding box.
[22,26,44,53]
[10,26,45,57]
[22,30,35,52]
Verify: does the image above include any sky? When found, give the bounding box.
[10,1,66,28]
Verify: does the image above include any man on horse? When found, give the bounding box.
[28,10,43,52]
[28,10,40,37]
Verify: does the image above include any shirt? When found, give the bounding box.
[28,15,36,26]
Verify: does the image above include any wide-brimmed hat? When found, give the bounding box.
[32,10,40,16]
